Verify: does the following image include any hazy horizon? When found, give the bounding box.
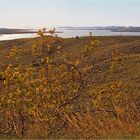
[0,0,140,28]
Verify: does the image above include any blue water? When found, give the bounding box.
[0,29,140,41]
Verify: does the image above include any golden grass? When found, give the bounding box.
[0,30,140,139]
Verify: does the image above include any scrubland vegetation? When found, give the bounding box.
[0,29,140,139]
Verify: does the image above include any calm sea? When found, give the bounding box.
[0,29,140,41]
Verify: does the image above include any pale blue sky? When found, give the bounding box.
[0,0,140,28]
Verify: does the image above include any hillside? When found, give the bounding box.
[0,36,140,139]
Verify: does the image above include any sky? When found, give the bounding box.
[0,0,140,28]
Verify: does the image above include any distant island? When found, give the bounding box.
[59,26,140,32]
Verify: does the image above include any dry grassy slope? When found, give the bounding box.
[0,36,140,99]
[92,40,140,104]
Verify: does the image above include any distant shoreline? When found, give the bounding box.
[64,28,140,32]
[1,27,140,41]
[0,31,63,35]
[1,27,140,35]
[0,28,63,35]
[59,26,140,32]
